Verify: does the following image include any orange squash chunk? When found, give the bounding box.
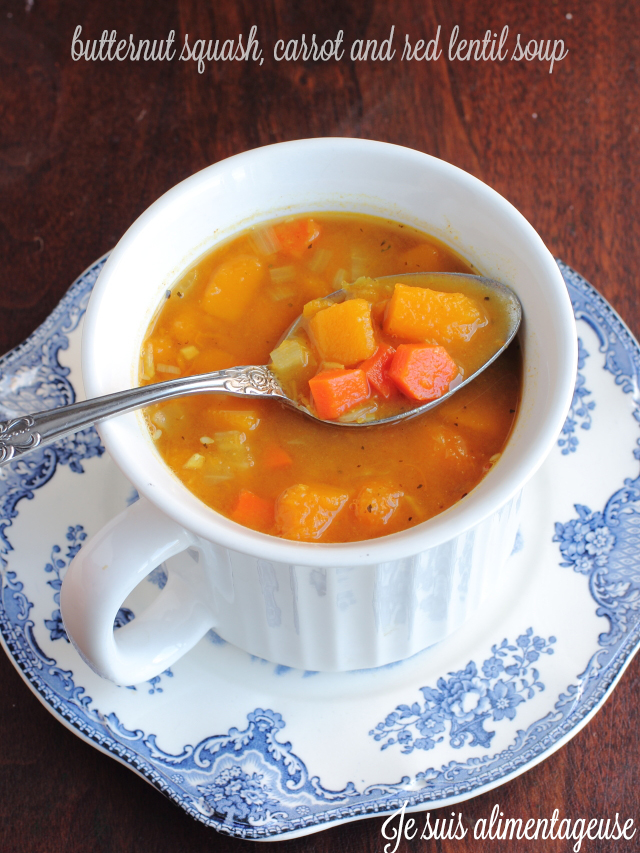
[188,347,236,375]
[231,490,275,532]
[400,243,461,273]
[388,344,459,402]
[309,298,376,365]
[201,256,264,322]
[353,482,404,529]
[384,283,485,344]
[276,483,349,541]
[309,368,370,419]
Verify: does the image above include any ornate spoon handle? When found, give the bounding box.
[0,365,287,465]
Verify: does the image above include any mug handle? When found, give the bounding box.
[60,497,217,686]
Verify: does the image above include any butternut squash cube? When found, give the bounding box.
[384,284,485,344]
[201,256,264,322]
[308,298,376,366]
[353,483,404,529]
[276,483,349,541]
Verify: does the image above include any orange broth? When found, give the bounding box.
[140,213,521,542]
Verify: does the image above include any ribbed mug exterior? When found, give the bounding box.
[195,492,521,670]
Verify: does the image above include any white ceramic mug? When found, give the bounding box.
[60,139,577,685]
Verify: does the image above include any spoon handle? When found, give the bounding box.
[0,365,285,466]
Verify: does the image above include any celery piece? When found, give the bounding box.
[269,338,312,377]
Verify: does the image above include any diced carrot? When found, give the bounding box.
[231,489,275,532]
[263,445,293,469]
[276,483,349,541]
[308,298,376,366]
[384,283,485,344]
[353,482,404,529]
[274,219,321,258]
[201,256,264,321]
[358,344,397,399]
[388,344,459,402]
[309,369,370,420]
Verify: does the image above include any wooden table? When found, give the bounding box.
[1,1,639,850]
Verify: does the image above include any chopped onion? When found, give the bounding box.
[333,268,348,289]
[351,249,368,280]
[249,226,281,256]
[142,342,155,379]
[269,265,296,285]
[308,248,332,273]
[337,401,379,424]
[270,339,312,376]
[180,345,199,360]
[156,364,181,375]
[184,453,205,470]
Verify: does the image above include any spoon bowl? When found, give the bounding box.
[0,272,521,464]
[277,271,522,426]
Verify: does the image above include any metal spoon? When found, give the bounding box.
[0,272,521,465]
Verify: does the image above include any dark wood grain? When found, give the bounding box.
[1,0,639,850]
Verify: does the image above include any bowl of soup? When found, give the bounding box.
[61,139,577,683]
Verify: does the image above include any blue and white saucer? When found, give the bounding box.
[1,258,638,840]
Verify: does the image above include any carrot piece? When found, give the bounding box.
[309,368,370,420]
[388,344,459,402]
[231,489,275,532]
[358,344,397,399]
[263,445,293,469]
[308,298,376,366]
[274,219,321,258]
[276,483,349,541]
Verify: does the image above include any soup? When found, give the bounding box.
[270,273,515,423]
[139,213,521,542]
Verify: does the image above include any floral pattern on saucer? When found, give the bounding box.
[1,257,640,838]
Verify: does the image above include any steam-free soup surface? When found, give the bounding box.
[140,213,520,542]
